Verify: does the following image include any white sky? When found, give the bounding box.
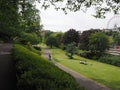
[36,3,116,32]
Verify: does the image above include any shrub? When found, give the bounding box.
[32,45,41,50]
[16,32,41,45]
[99,55,120,67]
[13,44,84,90]
[78,51,92,59]
[66,42,78,59]
[25,44,41,55]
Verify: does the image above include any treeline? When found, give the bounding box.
[44,29,120,67]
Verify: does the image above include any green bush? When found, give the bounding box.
[99,55,120,67]
[16,32,41,45]
[32,45,41,51]
[13,44,84,90]
[25,44,41,55]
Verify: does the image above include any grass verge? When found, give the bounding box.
[50,48,120,90]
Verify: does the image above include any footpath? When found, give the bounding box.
[42,47,111,90]
[0,43,16,90]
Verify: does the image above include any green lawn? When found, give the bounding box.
[50,48,120,90]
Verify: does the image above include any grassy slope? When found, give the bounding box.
[13,44,84,90]
[50,48,120,90]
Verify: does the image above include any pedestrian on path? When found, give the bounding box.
[49,53,52,61]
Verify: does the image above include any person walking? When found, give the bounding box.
[49,53,51,60]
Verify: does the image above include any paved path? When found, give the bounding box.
[42,48,111,90]
[0,43,16,90]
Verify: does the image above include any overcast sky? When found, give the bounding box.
[36,3,116,32]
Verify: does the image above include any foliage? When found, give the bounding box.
[108,36,114,47]
[77,50,91,59]
[45,35,58,48]
[0,0,42,42]
[50,48,120,90]
[45,32,63,48]
[66,42,78,59]
[62,29,80,45]
[18,1,41,33]
[99,54,120,67]
[13,44,84,90]
[89,32,109,58]
[44,31,54,40]
[33,45,41,50]
[25,44,41,55]
[79,29,101,50]
[0,0,19,41]
[40,0,120,18]
[18,32,41,45]
[105,31,120,46]
[113,33,120,45]
[54,32,63,46]
[105,30,117,36]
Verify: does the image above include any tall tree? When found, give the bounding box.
[45,35,58,48]
[18,0,41,33]
[0,0,19,41]
[89,32,109,57]
[62,29,80,45]
[79,29,100,50]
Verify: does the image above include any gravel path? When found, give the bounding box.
[0,43,16,90]
[42,47,111,90]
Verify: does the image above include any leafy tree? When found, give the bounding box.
[89,32,109,57]
[44,31,54,40]
[40,0,120,18]
[66,42,77,59]
[0,0,42,42]
[18,0,42,33]
[0,0,19,41]
[79,29,101,50]
[62,29,80,45]
[105,31,120,46]
[18,32,41,45]
[108,36,114,47]
[45,32,63,48]
[114,34,120,45]
[46,36,58,48]
[51,32,64,48]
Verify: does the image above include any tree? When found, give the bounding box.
[18,32,41,45]
[0,0,19,41]
[0,0,42,42]
[89,32,109,57]
[45,36,58,48]
[45,32,63,48]
[79,29,101,50]
[18,0,42,33]
[114,33,120,46]
[62,29,80,45]
[51,32,64,48]
[40,0,120,18]
[66,42,77,59]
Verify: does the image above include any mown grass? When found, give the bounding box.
[13,44,84,90]
[50,48,120,90]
